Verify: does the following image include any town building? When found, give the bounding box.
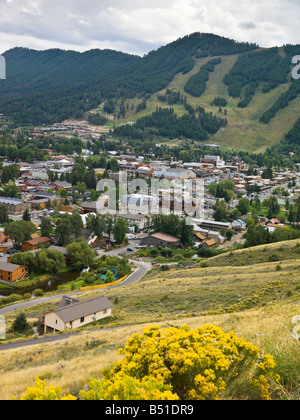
[43,295,113,333]
[201,238,217,248]
[60,204,83,214]
[141,232,181,249]
[81,201,98,213]
[0,262,27,282]
[0,197,30,215]
[21,237,51,252]
[116,212,151,231]
[51,181,72,191]
[193,218,232,232]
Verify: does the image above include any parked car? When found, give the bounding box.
[7,249,18,255]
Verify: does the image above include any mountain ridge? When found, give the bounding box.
[0,32,299,155]
[2,32,258,56]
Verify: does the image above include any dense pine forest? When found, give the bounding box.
[113,107,227,141]
[184,58,222,97]
[0,32,299,158]
[0,33,257,126]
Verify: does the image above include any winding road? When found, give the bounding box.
[0,246,152,350]
[0,259,151,317]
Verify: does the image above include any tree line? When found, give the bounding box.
[184,58,222,97]
[152,214,194,248]
[114,107,227,141]
[224,48,291,108]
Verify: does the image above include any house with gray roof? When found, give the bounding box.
[43,295,113,333]
[0,197,30,215]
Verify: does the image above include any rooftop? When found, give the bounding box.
[81,201,98,209]
[150,232,180,242]
[0,262,23,272]
[0,197,24,205]
[48,245,68,255]
[51,295,113,323]
[23,237,51,246]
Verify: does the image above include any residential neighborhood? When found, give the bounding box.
[0,122,299,368]
[0,13,300,400]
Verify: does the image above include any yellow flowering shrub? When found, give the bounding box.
[16,378,77,401]
[249,354,280,400]
[79,373,178,400]
[100,325,278,400]
[15,325,279,400]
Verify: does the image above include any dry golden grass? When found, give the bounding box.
[1,239,300,399]
[0,327,132,400]
[1,300,300,400]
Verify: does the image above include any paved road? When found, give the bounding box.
[0,239,151,318]
[0,332,81,351]
[0,258,151,351]
[0,258,151,317]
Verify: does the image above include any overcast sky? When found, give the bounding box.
[0,0,299,55]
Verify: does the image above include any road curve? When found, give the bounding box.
[0,259,151,317]
[0,259,152,351]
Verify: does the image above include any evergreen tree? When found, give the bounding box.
[12,313,29,332]
[114,218,128,245]
[180,219,194,248]
[0,205,8,225]
[40,217,53,238]
[55,217,73,246]
[22,208,31,222]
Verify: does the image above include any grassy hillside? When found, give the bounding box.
[0,33,256,127]
[1,300,300,400]
[1,33,299,153]
[129,52,300,153]
[103,239,300,322]
[1,239,300,399]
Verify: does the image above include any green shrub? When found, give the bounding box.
[33,289,44,297]
[150,248,159,256]
[12,313,29,332]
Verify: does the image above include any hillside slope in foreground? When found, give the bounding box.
[1,239,300,399]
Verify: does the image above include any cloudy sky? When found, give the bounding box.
[0,0,299,55]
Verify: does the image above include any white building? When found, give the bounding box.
[44,295,113,333]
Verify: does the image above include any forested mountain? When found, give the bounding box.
[0,48,137,125]
[224,46,300,114]
[0,32,299,156]
[0,33,257,125]
[114,106,227,141]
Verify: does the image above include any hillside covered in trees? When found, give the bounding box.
[114,106,227,141]
[0,33,257,126]
[0,32,299,156]
[223,46,300,119]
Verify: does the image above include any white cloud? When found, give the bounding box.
[0,0,299,55]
